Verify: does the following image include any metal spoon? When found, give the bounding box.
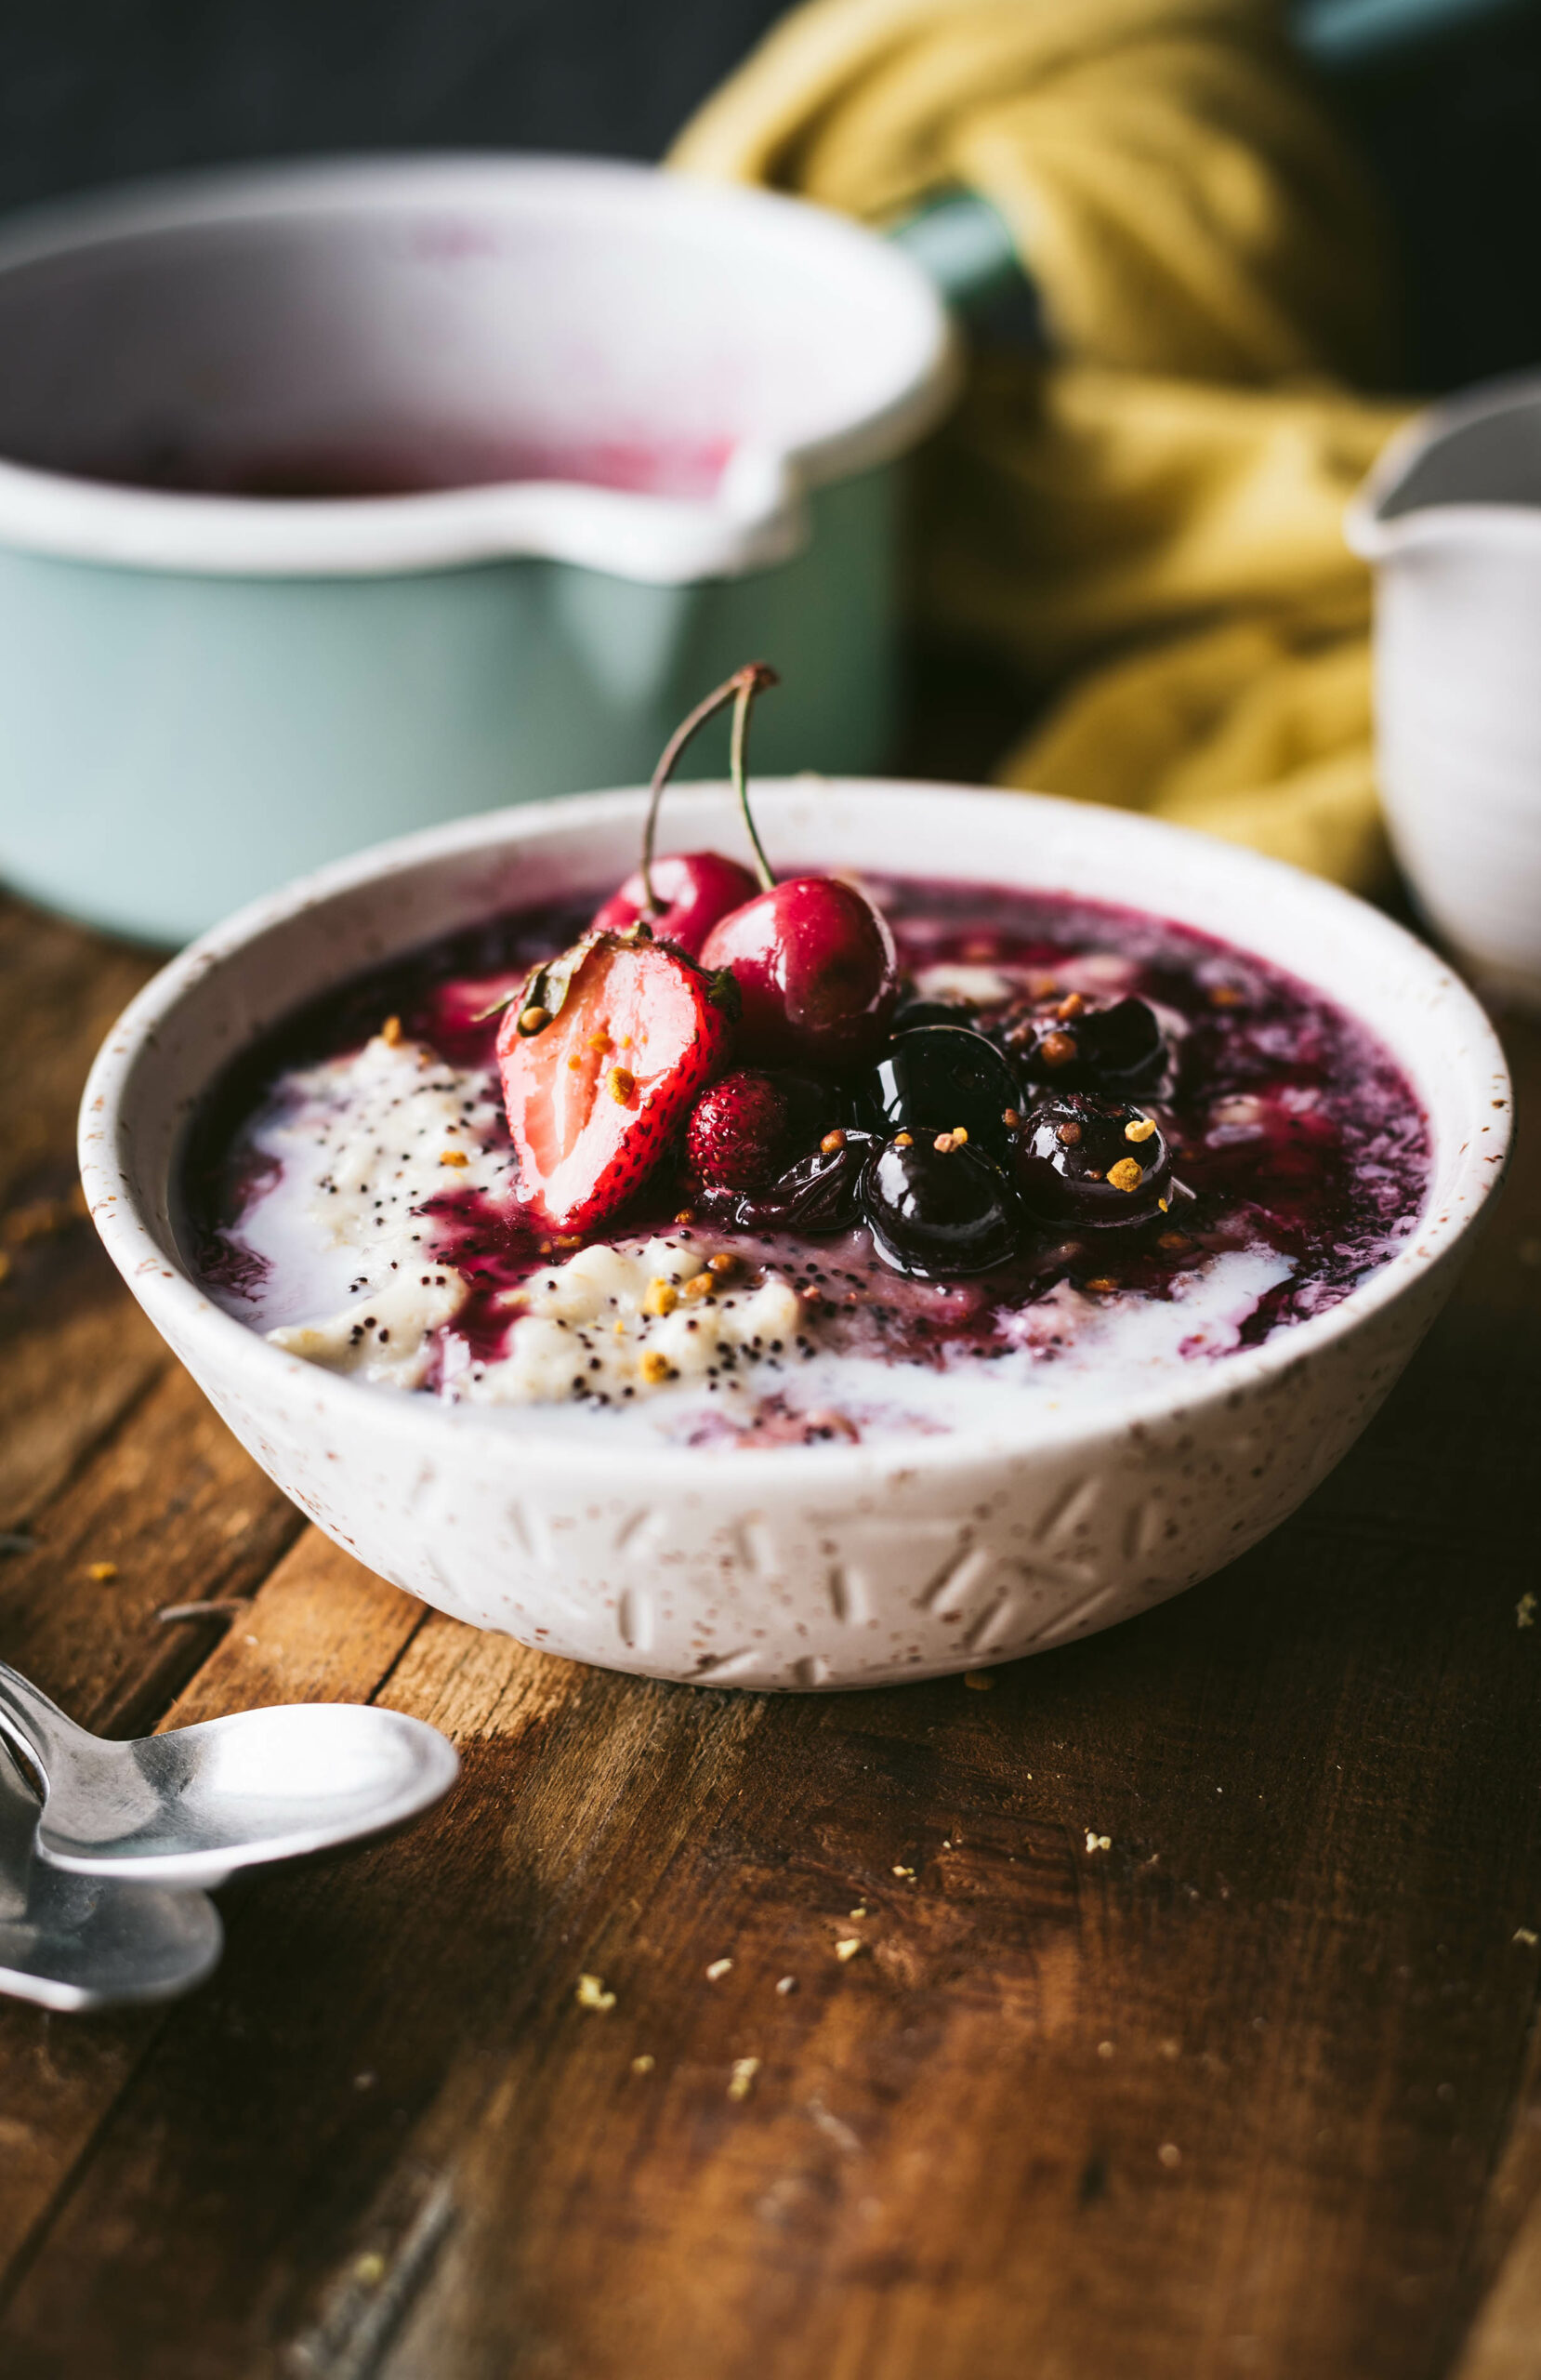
[0,1662,459,1888]
[0,1748,221,2010]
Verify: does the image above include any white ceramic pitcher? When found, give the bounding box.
[1348,370,1541,1010]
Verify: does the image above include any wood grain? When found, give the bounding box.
[0,893,311,2301]
[0,892,167,1525]
[159,1531,428,1729]
[0,892,152,1215]
[0,1364,304,1738]
[0,1539,422,2301]
[0,899,1535,2380]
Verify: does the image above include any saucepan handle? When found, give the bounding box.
[884,188,1036,324]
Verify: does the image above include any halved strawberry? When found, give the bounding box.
[496,928,738,1233]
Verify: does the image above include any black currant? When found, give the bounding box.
[856,1025,1022,1159]
[1011,1093,1173,1227]
[1007,996,1169,1094]
[862,1131,1020,1277]
[890,989,980,1034]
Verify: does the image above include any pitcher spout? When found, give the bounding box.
[1348,367,1541,562]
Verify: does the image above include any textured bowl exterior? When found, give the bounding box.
[80,783,1511,1690]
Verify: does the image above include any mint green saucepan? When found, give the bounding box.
[0,155,962,945]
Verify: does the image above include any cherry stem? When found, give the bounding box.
[639,661,778,912]
[730,666,778,893]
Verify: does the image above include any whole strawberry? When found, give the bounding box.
[683,1069,791,1191]
[498,927,738,1234]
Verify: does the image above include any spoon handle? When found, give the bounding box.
[0,1662,91,1785]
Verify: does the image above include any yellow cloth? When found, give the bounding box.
[671,0,1407,889]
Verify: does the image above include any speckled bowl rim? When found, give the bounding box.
[80,781,1513,1488]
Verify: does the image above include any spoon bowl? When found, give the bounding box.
[0,1752,221,2011]
[0,1666,460,1887]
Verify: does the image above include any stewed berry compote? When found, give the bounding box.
[186,871,1429,1449]
[185,668,1429,1448]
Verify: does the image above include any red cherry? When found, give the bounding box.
[700,876,898,1068]
[600,662,779,960]
[590,850,759,959]
[614,661,898,1067]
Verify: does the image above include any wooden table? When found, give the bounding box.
[0,878,1536,2380]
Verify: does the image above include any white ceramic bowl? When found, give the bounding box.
[80,784,1510,1691]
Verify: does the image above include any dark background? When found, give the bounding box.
[0,0,1538,394]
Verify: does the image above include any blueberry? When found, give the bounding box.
[856,1025,1021,1158]
[1011,1094,1172,1227]
[1007,997,1169,1094]
[862,1132,1020,1277]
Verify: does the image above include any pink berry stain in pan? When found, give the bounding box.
[183,873,1432,1408]
[67,430,738,501]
